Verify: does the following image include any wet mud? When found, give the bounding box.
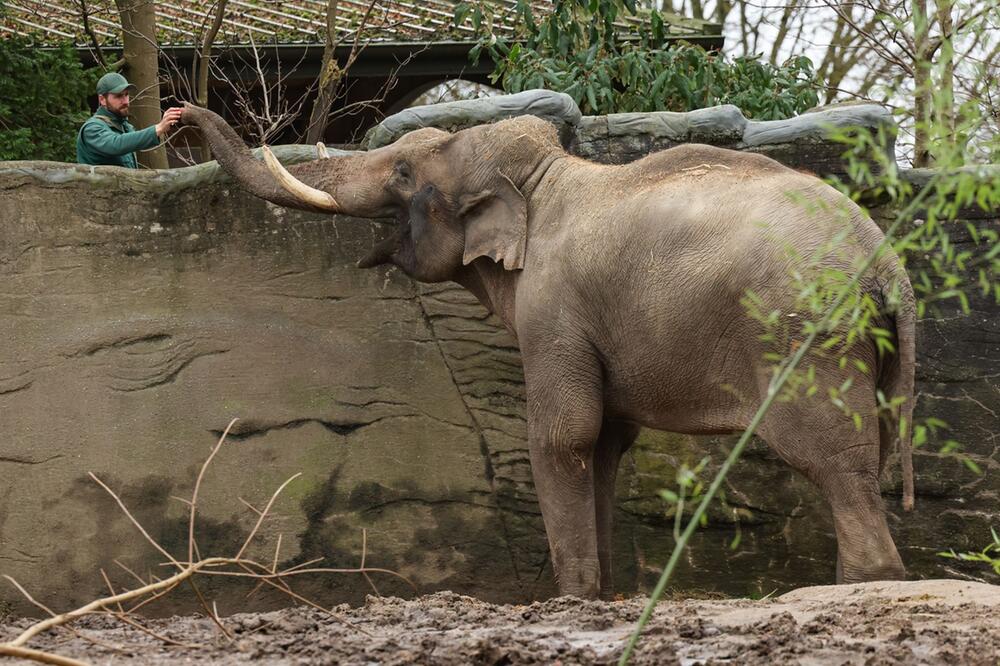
[2,579,998,664]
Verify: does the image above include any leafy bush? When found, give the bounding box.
[0,37,100,162]
[458,0,818,118]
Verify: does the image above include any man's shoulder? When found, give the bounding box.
[81,115,114,133]
[82,114,130,132]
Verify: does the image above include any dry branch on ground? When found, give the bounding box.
[0,417,414,666]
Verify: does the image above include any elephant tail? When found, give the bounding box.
[875,267,916,512]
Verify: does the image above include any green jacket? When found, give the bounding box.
[76,107,160,168]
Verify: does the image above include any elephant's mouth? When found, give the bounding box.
[356,215,410,269]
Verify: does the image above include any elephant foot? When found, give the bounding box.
[555,556,602,598]
[838,559,906,584]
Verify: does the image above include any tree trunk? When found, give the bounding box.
[936,0,958,164]
[115,0,167,169]
[714,0,731,25]
[306,0,342,146]
[193,0,228,162]
[912,0,931,167]
[768,0,798,65]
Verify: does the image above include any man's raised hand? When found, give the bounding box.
[156,107,184,138]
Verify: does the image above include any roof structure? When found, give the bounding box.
[0,0,722,48]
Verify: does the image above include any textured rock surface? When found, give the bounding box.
[364,89,582,149]
[1,108,997,614]
[575,104,748,163]
[575,102,895,173]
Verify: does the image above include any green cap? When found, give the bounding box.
[96,72,134,95]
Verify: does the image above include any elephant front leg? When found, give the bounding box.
[526,377,605,598]
[530,435,601,597]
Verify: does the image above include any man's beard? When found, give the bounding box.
[105,101,129,117]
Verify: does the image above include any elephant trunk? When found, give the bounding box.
[180,104,347,215]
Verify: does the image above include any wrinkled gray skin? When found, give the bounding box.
[182,105,916,599]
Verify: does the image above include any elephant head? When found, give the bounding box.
[181,104,565,283]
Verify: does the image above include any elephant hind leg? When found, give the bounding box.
[593,420,640,600]
[758,397,905,584]
[824,470,906,583]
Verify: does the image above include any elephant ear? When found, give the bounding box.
[458,174,527,271]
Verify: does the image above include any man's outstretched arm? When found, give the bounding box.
[81,108,183,158]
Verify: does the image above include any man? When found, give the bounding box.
[77,72,183,168]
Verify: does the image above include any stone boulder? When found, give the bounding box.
[365,89,582,149]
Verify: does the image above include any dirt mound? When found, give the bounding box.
[2,579,997,664]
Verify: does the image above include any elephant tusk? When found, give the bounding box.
[261,145,339,211]
[316,142,329,159]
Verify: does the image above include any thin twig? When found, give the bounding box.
[233,561,370,636]
[0,645,89,666]
[238,497,263,516]
[361,528,381,596]
[112,559,146,588]
[125,582,182,615]
[105,611,206,650]
[246,531,284,599]
[98,569,125,614]
[190,418,239,566]
[2,559,229,648]
[89,473,181,570]
[235,473,302,560]
[100,568,204,648]
[2,578,129,654]
[187,577,233,641]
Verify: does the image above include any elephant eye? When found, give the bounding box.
[394,162,413,184]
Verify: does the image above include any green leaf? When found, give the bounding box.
[924,417,949,431]
[586,84,598,113]
[659,489,679,503]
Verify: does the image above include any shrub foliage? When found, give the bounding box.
[457,0,819,118]
[0,37,99,162]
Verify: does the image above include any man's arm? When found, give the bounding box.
[80,121,160,158]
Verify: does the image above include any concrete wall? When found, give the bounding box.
[1,93,997,614]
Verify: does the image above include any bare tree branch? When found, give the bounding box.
[0,419,413,665]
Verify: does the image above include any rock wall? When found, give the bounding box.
[1,94,997,615]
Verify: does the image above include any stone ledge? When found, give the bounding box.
[606,104,748,143]
[576,102,896,172]
[740,104,893,148]
[0,145,354,194]
[365,90,582,149]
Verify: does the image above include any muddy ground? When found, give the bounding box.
[2,579,998,665]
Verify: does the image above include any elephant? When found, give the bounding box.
[181,102,916,599]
